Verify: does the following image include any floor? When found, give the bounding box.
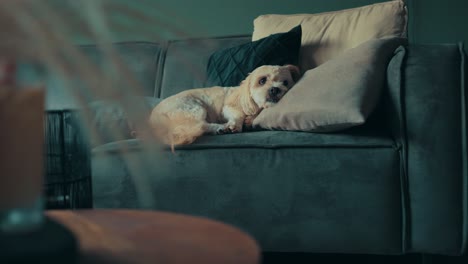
[262,253,468,264]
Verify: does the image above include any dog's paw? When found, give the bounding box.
[216,127,228,135]
[243,116,255,131]
[227,122,242,134]
[216,122,242,134]
[216,126,232,135]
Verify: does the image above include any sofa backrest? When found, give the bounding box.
[160,36,250,98]
[18,36,250,110]
[17,42,163,110]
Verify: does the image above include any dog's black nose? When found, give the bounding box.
[269,87,281,96]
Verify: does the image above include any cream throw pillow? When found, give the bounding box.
[252,37,407,132]
[252,0,407,72]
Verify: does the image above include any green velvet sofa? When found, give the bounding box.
[20,37,467,255]
[84,39,468,255]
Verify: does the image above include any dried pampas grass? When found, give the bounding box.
[0,0,208,208]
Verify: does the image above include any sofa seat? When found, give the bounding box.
[92,128,403,254]
[93,128,395,152]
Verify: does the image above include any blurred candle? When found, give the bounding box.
[0,61,44,232]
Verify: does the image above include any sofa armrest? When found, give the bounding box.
[386,44,467,255]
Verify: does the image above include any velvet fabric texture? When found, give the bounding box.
[90,43,467,255]
[254,37,407,132]
[28,34,466,255]
[87,96,160,146]
[17,42,163,110]
[160,37,251,98]
[92,132,402,253]
[206,26,301,87]
[385,44,467,255]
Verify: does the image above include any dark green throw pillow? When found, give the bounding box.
[206,25,301,87]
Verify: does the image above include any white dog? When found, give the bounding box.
[149,65,300,150]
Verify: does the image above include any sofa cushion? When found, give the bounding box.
[252,0,407,72]
[79,42,162,98]
[206,26,301,87]
[93,125,394,153]
[253,37,406,132]
[18,42,163,110]
[87,96,161,146]
[160,36,250,98]
[92,130,401,254]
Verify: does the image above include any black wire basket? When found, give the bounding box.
[44,110,92,209]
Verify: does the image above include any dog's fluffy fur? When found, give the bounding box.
[149,65,300,148]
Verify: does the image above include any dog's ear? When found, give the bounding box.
[284,64,301,83]
[239,74,259,115]
[239,72,251,87]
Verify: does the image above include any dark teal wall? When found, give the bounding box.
[78,0,468,47]
[150,0,390,38]
[100,0,389,42]
[411,0,468,46]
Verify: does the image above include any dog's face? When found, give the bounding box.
[244,65,300,109]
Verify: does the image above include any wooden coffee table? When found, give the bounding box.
[46,210,260,264]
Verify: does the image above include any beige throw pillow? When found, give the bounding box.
[253,37,407,132]
[252,0,407,72]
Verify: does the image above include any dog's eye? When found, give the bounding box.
[283,80,289,86]
[259,77,267,85]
